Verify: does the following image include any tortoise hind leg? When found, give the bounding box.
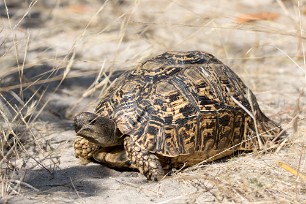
[124,136,164,181]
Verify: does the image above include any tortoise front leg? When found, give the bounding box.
[74,137,100,165]
[74,137,136,170]
[124,136,164,181]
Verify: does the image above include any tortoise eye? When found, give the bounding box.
[88,119,96,124]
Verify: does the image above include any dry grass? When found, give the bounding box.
[0,0,305,203]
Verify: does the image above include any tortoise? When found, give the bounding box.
[74,51,285,181]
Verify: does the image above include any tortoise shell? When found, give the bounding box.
[95,51,281,158]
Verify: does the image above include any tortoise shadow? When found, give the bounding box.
[23,164,115,197]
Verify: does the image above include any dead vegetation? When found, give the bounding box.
[0,0,305,203]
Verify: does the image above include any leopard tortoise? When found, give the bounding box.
[74,51,285,181]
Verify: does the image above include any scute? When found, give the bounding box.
[156,81,177,96]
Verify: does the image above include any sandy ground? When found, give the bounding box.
[0,0,305,203]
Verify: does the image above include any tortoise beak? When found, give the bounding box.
[74,112,98,134]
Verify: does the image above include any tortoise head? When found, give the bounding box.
[74,112,123,147]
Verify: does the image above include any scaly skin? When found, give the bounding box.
[74,136,100,165]
[124,136,164,181]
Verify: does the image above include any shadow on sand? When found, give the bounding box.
[23,164,122,197]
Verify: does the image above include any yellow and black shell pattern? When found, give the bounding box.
[95,51,281,157]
